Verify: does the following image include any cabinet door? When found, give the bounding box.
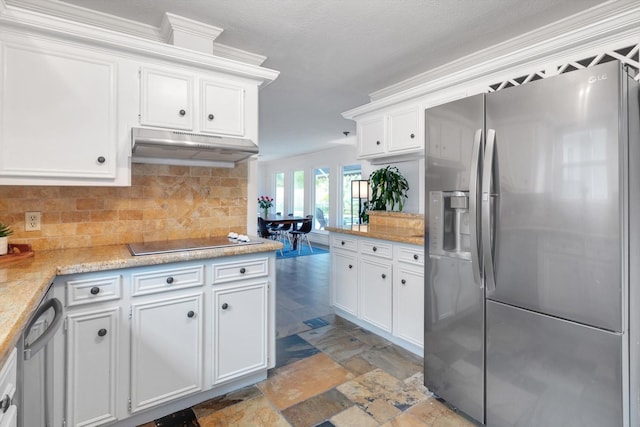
[357,116,386,157]
[201,80,245,136]
[359,257,393,332]
[394,266,424,347]
[212,281,268,385]
[0,43,116,180]
[130,293,203,412]
[388,105,422,153]
[66,307,119,427]
[331,250,358,315]
[140,67,193,130]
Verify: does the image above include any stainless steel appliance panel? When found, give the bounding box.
[486,300,623,427]
[485,61,623,332]
[425,94,485,422]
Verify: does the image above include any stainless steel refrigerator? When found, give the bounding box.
[424,60,640,426]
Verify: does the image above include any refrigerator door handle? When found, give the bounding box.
[469,129,483,286]
[482,129,497,294]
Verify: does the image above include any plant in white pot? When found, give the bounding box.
[0,223,13,256]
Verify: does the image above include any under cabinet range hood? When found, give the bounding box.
[131,127,259,168]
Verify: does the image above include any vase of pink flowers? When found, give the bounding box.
[258,195,274,218]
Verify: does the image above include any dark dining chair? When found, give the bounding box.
[290,216,313,254]
[258,217,283,255]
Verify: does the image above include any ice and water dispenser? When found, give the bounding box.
[428,191,471,259]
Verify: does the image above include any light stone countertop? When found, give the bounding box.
[326,225,425,246]
[0,237,282,367]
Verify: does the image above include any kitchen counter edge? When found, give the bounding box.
[326,226,425,246]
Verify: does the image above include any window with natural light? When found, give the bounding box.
[292,170,305,216]
[274,172,284,214]
[342,165,362,226]
[313,167,329,230]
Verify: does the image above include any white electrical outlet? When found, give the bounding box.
[25,211,41,231]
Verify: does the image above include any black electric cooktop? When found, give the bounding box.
[127,237,263,256]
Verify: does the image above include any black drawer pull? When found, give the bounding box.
[97,156,106,164]
[222,303,229,310]
[97,328,107,337]
[240,267,246,274]
[381,274,386,279]
[90,287,100,295]
[372,246,377,252]
[401,279,406,285]
[187,311,195,318]
[208,114,215,120]
[166,277,174,284]
[341,241,345,245]
[413,254,419,260]
[348,264,353,269]
[410,133,415,139]
[179,109,186,116]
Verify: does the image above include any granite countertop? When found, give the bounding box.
[326,225,425,246]
[0,237,281,367]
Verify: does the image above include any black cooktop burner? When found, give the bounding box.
[127,237,263,256]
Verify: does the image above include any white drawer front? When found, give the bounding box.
[66,275,122,307]
[360,240,393,259]
[331,235,358,252]
[396,246,425,266]
[212,257,268,284]
[132,265,205,296]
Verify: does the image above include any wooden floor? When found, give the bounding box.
[275,247,333,338]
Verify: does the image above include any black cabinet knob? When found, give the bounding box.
[348,264,353,269]
[0,394,10,413]
[221,303,229,310]
[381,274,386,279]
[90,286,100,295]
[373,246,377,252]
[166,277,174,284]
[341,241,345,245]
[401,279,406,285]
[413,254,419,260]
[187,310,195,318]
[376,140,381,145]
[97,156,106,164]
[240,267,246,274]
[410,133,415,139]
[208,114,215,121]
[179,109,186,116]
[98,328,107,337]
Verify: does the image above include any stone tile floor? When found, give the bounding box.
[140,314,477,427]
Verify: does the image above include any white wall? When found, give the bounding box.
[361,158,424,214]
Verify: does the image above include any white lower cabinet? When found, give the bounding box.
[330,233,424,354]
[0,348,17,427]
[394,265,424,347]
[50,253,274,426]
[331,249,358,315]
[66,307,119,427]
[212,281,268,385]
[130,292,204,412]
[359,257,393,333]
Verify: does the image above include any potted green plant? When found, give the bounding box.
[0,223,13,256]
[363,165,409,222]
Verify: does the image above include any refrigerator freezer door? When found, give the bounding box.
[486,300,622,427]
[486,61,623,332]
[425,94,484,422]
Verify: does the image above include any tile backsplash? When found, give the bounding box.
[367,211,425,235]
[0,163,248,251]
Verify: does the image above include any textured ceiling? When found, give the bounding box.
[59,0,610,160]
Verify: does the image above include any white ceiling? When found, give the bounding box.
[59,0,610,160]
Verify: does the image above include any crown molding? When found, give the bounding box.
[159,12,223,44]
[0,0,279,85]
[343,0,640,119]
[211,43,267,66]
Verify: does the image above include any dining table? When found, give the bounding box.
[263,214,309,250]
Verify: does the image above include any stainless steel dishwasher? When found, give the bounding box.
[17,286,64,427]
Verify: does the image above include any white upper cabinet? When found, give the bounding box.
[387,104,423,153]
[355,103,424,161]
[201,79,245,136]
[140,68,194,130]
[357,115,386,158]
[0,39,122,185]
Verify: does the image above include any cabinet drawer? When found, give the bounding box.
[332,235,358,252]
[0,348,17,413]
[396,246,425,266]
[360,240,393,259]
[212,257,268,284]
[66,275,122,307]
[131,265,205,296]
